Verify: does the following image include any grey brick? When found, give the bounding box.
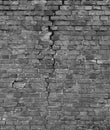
[44,10,54,16]
[46,1,62,5]
[53,21,71,25]
[55,10,71,15]
[46,6,59,11]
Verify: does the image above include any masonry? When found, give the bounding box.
[0,0,110,130]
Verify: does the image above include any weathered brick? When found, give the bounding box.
[44,10,54,16]
[53,21,71,26]
[46,1,62,5]
[32,24,42,31]
[100,15,109,20]
[46,5,59,10]
[51,16,67,20]
[89,10,104,15]
[84,5,92,10]
[92,15,100,20]
[51,34,60,41]
[75,26,83,31]
[33,4,43,11]
[55,10,71,15]
[60,5,71,10]
[92,5,102,10]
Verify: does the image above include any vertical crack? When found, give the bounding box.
[62,0,65,5]
[48,25,54,41]
[43,1,64,128]
[43,4,58,129]
[44,77,51,130]
[45,77,51,106]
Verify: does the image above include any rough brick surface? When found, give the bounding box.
[0,0,110,130]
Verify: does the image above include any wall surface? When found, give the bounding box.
[0,0,110,130]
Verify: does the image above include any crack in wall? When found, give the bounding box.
[44,14,56,130]
[62,0,65,5]
[43,1,66,129]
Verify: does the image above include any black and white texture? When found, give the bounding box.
[0,0,110,130]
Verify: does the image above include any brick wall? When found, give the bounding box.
[0,0,110,130]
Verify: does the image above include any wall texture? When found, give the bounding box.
[0,0,110,130]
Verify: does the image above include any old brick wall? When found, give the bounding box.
[0,0,110,130]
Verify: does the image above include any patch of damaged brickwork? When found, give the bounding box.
[0,0,110,130]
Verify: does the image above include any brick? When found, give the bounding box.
[44,10,54,16]
[37,20,52,26]
[32,25,42,31]
[82,0,95,5]
[57,26,75,31]
[40,31,52,41]
[46,1,62,5]
[99,26,108,31]
[33,16,42,20]
[60,5,71,10]
[3,98,17,107]
[100,16,109,20]
[104,11,110,15]
[96,31,110,36]
[1,54,10,59]
[33,4,43,10]
[51,16,67,20]
[84,6,92,10]
[64,0,72,5]
[75,26,83,31]
[53,21,71,26]
[31,0,46,5]
[88,20,102,25]
[92,16,100,20]
[97,1,106,5]
[46,5,59,10]
[34,11,45,16]
[89,10,104,15]
[64,125,76,130]
[16,125,30,130]
[92,5,102,10]
[71,20,87,26]
[52,44,61,51]
[55,10,71,15]
[42,16,49,21]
